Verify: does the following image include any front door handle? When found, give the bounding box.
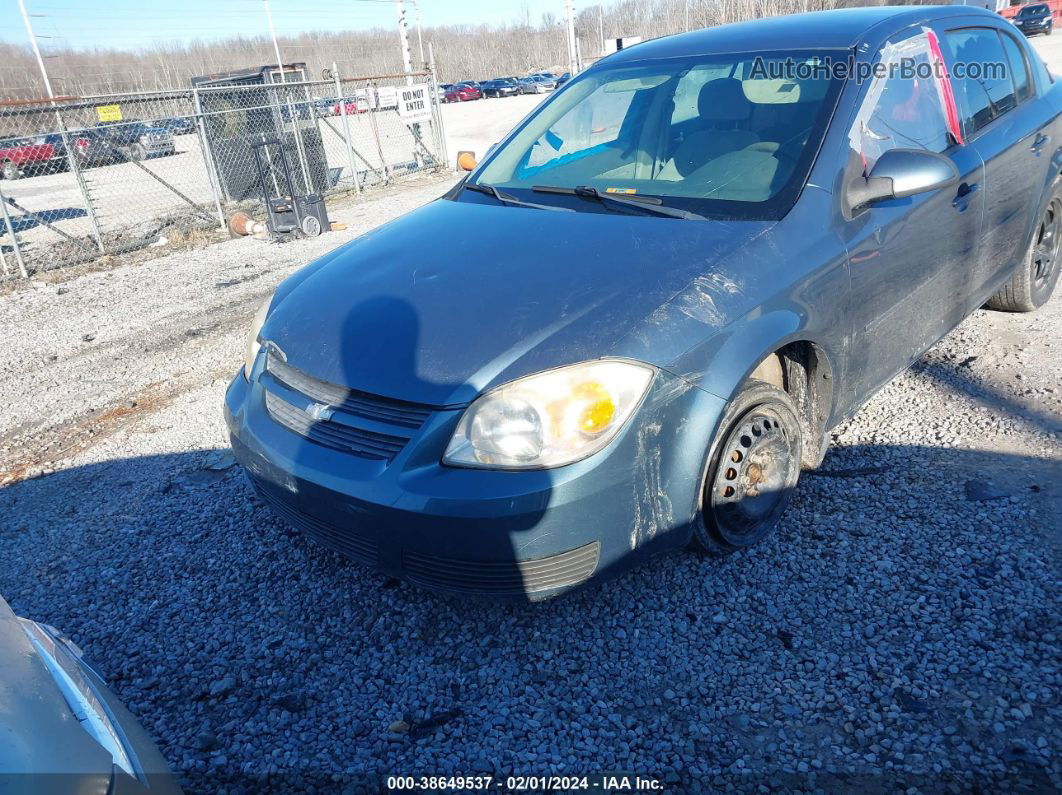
[1031,133,1050,154]
[952,181,979,210]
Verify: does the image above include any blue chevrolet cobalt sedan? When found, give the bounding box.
[226,7,1061,599]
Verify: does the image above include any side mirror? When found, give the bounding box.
[846,148,959,213]
[456,151,477,171]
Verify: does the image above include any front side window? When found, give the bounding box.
[946,28,1017,136]
[471,50,844,219]
[848,30,955,174]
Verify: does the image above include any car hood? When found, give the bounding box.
[0,596,114,786]
[264,198,773,405]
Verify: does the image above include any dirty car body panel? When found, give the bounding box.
[0,596,183,794]
[226,7,1062,599]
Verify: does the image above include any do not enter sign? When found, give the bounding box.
[398,86,431,124]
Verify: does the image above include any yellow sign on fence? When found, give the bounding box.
[95,104,122,122]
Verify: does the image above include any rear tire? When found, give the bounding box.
[129,143,147,161]
[2,160,19,180]
[692,379,803,555]
[987,191,1061,312]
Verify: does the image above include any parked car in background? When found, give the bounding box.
[0,594,182,793]
[68,128,125,168]
[94,122,175,160]
[517,77,546,94]
[228,6,1062,600]
[151,117,195,135]
[445,82,483,102]
[331,97,366,115]
[1013,2,1053,35]
[33,133,73,174]
[0,137,54,180]
[554,72,572,88]
[482,78,520,98]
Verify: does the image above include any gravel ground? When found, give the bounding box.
[1,43,1061,795]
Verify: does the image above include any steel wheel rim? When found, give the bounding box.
[1033,198,1061,290]
[709,406,799,542]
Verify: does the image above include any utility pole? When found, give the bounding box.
[17,0,56,98]
[396,0,413,84]
[18,0,103,255]
[413,0,426,68]
[685,0,690,31]
[598,4,605,57]
[565,0,577,76]
[263,0,285,83]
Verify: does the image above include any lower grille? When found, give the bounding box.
[265,391,408,462]
[252,480,377,566]
[404,542,600,596]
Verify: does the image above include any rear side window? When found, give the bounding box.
[945,28,1017,136]
[1000,31,1033,103]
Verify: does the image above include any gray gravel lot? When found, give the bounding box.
[1,40,1061,795]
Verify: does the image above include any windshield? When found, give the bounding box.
[1018,4,1048,15]
[472,50,843,219]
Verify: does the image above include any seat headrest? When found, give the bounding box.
[698,78,752,122]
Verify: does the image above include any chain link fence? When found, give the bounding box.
[0,70,447,281]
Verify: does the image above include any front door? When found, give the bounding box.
[841,28,985,405]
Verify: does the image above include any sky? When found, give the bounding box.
[1,0,564,52]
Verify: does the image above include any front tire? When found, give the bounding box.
[692,379,803,555]
[2,160,19,180]
[987,191,1061,312]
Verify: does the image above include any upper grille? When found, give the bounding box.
[403,542,601,596]
[266,354,432,429]
[265,391,408,461]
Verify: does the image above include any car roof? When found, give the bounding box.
[604,6,1002,61]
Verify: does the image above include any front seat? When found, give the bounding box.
[669,78,760,177]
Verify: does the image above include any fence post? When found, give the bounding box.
[333,64,361,194]
[192,87,227,231]
[366,81,391,183]
[428,43,450,169]
[0,183,28,280]
[55,106,106,253]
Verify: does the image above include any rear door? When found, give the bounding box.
[941,24,1056,308]
[841,27,985,404]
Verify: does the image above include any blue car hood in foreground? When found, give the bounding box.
[264,198,773,405]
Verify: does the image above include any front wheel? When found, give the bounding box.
[2,160,19,180]
[692,380,803,555]
[987,191,1061,312]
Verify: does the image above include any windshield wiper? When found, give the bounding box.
[532,185,705,220]
[464,182,573,212]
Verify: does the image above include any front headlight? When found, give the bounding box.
[20,619,138,780]
[243,296,272,379]
[443,359,655,469]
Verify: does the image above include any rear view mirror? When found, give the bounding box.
[847,148,959,212]
[457,151,477,171]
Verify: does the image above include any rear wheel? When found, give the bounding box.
[2,160,19,180]
[987,191,1061,312]
[129,143,147,161]
[692,380,803,555]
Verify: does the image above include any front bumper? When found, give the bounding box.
[225,363,725,600]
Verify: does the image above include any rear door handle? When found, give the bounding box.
[952,181,979,210]
[1031,133,1050,154]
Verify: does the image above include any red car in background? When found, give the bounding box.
[0,138,55,180]
[444,83,482,102]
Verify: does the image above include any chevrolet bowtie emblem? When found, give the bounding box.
[306,402,335,422]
